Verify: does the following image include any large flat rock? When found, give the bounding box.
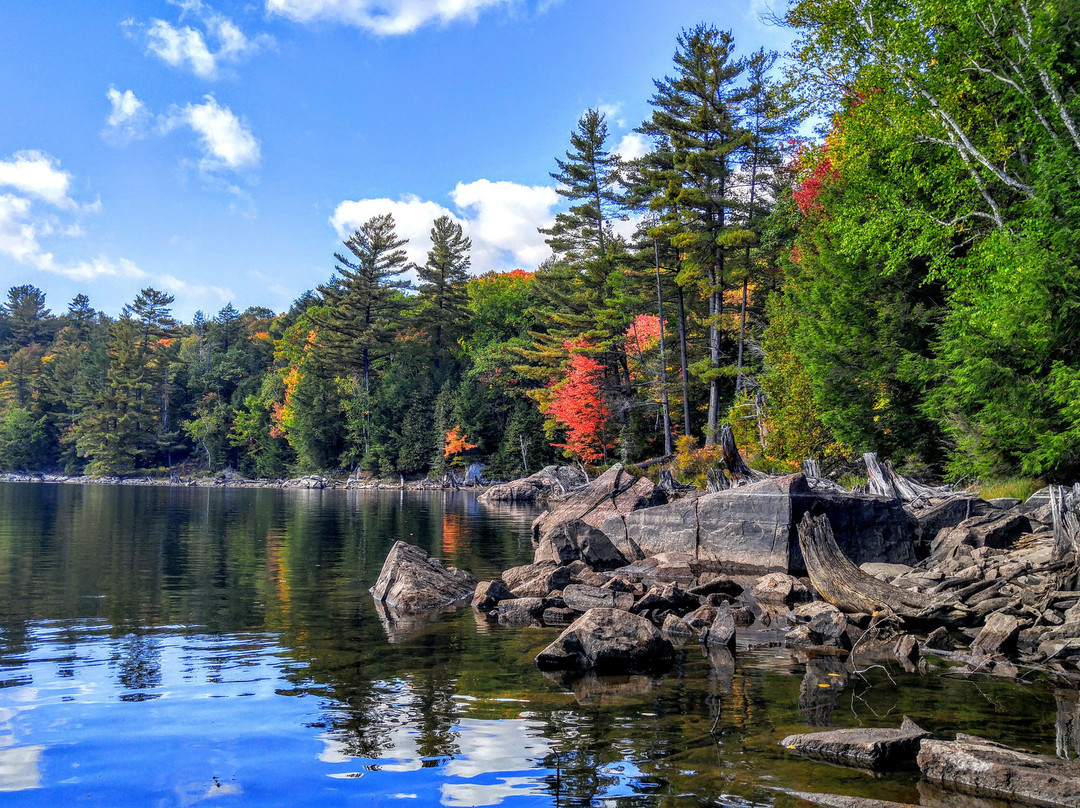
[918,734,1080,807]
[617,473,916,573]
[780,717,929,769]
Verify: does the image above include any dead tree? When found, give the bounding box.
[862,453,960,507]
[1051,484,1080,591]
[796,512,966,624]
[720,424,767,487]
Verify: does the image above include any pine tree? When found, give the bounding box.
[416,215,471,366]
[640,25,750,444]
[318,214,411,390]
[541,109,623,262]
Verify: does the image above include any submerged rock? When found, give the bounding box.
[918,734,1080,807]
[781,717,930,770]
[535,607,675,674]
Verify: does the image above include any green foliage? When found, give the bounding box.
[0,407,50,471]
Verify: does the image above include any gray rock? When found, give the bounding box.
[986,497,1022,510]
[683,603,717,631]
[631,582,698,616]
[809,606,850,649]
[750,572,812,605]
[859,562,914,582]
[497,597,546,625]
[918,734,1080,806]
[542,607,575,626]
[661,613,694,639]
[502,562,572,598]
[701,600,736,649]
[478,464,587,504]
[972,612,1021,657]
[931,511,1031,558]
[532,464,663,541]
[620,472,917,574]
[533,518,628,570]
[370,541,478,612]
[472,580,516,612]
[688,574,744,600]
[562,583,634,612]
[785,791,920,808]
[535,608,675,674]
[914,497,988,542]
[781,717,930,770]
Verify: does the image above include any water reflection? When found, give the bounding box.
[0,483,1076,807]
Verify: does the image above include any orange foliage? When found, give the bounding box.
[443,425,478,458]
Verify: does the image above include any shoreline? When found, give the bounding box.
[0,471,493,493]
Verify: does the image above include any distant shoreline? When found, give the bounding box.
[0,472,491,493]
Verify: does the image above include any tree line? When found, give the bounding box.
[1,0,1077,483]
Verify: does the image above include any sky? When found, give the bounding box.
[0,0,796,321]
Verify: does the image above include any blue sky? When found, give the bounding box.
[0,0,795,320]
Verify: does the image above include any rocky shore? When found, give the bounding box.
[371,459,1080,808]
[0,470,488,491]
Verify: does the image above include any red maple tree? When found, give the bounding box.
[545,339,611,464]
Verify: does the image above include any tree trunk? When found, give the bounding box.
[676,281,692,440]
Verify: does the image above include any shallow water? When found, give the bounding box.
[0,482,1073,807]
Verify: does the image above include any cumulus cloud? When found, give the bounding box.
[104,87,152,143]
[155,272,234,303]
[265,0,513,35]
[0,151,75,209]
[330,179,559,275]
[128,0,273,80]
[161,95,260,173]
[0,150,152,286]
[613,131,649,162]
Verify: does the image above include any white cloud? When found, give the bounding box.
[0,151,75,209]
[331,194,459,268]
[596,101,625,129]
[613,132,649,162]
[162,95,261,173]
[330,179,559,275]
[155,273,234,303]
[450,179,558,269]
[265,0,512,35]
[104,87,152,143]
[130,1,273,80]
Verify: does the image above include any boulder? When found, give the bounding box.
[931,511,1032,558]
[532,464,663,538]
[750,572,813,605]
[918,734,1080,806]
[972,612,1021,657]
[533,518,627,570]
[619,473,916,573]
[370,541,478,612]
[683,603,717,632]
[781,717,930,770]
[535,608,675,674]
[688,574,744,600]
[913,496,989,543]
[497,597,547,625]
[808,605,851,649]
[471,580,516,612]
[701,600,736,649]
[785,792,920,808]
[631,582,699,617]
[478,464,587,504]
[562,583,634,613]
[612,551,700,584]
[661,613,694,640]
[502,562,572,598]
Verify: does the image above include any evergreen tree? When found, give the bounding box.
[318,214,411,391]
[416,215,471,365]
[3,285,52,356]
[541,109,623,262]
[640,25,750,444]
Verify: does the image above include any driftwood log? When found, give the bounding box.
[797,512,966,624]
[863,453,958,506]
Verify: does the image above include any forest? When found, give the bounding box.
[0,0,1077,486]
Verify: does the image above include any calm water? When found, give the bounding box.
[0,482,1073,808]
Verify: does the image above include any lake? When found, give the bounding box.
[0,482,1073,807]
